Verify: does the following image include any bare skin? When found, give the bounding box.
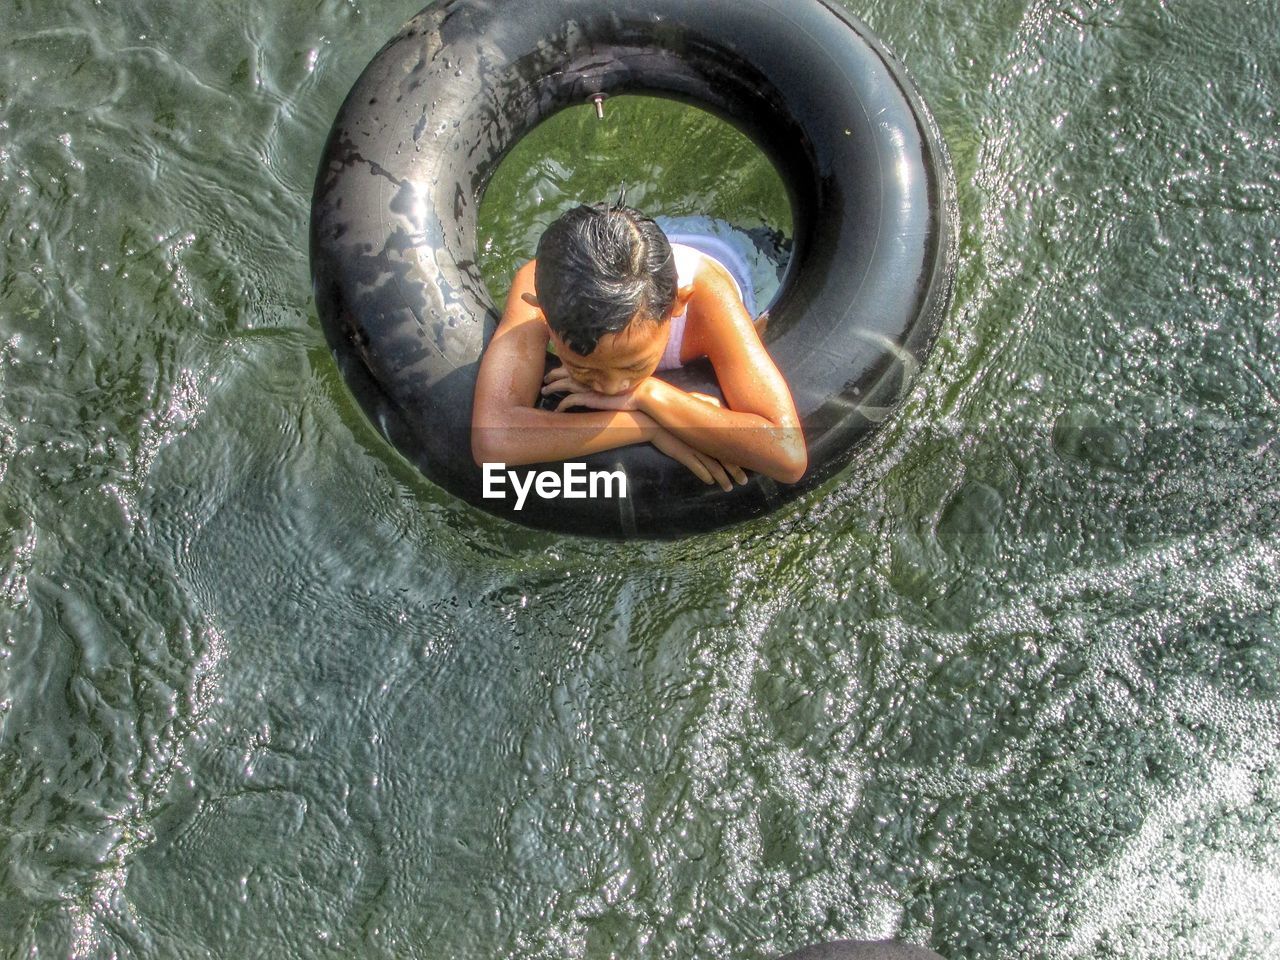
[471,256,807,490]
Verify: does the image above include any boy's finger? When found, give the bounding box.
[556,392,612,411]
[701,455,732,492]
[543,376,585,396]
[549,377,589,394]
[728,464,749,485]
[665,442,711,483]
[685,457,713,484]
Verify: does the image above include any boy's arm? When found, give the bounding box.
[472,260,729,488]
[556,265,808,484]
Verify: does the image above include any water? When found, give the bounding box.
[1,0,1278,958]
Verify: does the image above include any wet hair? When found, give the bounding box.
[534,202,678,356]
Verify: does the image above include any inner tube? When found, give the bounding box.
[311,0,957,538]
[777,941,946,960]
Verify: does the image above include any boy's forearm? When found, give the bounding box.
[636,379,807,483]
[473,407,659,467]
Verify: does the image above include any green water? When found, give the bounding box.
[477,95,793,310]
[2,1,1278,958]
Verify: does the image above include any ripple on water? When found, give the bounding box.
[2,0,1280,956]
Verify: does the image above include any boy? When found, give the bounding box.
[471,202,806,490]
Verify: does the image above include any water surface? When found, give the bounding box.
[1,1,1278,958]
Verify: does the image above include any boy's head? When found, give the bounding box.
[533,202,681,360]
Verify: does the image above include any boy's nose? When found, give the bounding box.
[598,376,630,395]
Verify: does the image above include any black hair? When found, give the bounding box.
[534,201,678,356]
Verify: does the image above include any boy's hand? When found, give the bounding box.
[650,386,747,488]
[684,391,747,485]
[651,428,747,491]
[554,390,640,413]
[541,365,592,397]
[549,373,644,412]
[549,375,675,413]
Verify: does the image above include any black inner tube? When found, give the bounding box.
[778,941,946,960]
[311,0,957,538]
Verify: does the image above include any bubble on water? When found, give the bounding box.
[0,523,36,610]
[68,861,130,959]
[1059,751,1280,957]
[123,365,210,511]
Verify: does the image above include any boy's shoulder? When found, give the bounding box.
[675,247,742,309]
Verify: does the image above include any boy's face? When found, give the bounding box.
[548,286,694,396]
[549,314,669,396]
